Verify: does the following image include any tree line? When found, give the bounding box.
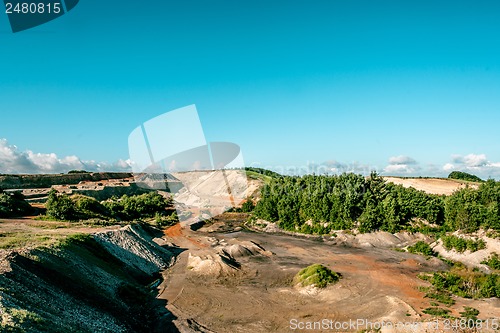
[253,173,500,234]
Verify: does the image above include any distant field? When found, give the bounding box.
[383,176,479,195]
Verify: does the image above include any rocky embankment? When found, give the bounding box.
[0,224,180,332]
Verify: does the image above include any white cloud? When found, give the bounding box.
[443,163,455,171]
[452,153,488,168]
[388,155,417,165]
[382,155,420,175]
[446,153,500,179]
[0,138,131,174]
[383,164,419,175]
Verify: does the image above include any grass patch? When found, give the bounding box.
[294,264,341,288]
[460,306,480,320]
[424,291,455,306]
[56,233,92,248]
[422,307,450,317]
[27,221,71,229]
[1,308,47,331]
[0,232,63,249]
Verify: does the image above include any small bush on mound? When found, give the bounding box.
[294,264,341,288]
[408,241,435,256]
[448,171,483,183]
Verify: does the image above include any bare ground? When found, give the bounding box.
[383,177,478,195]
[157,218,499,333]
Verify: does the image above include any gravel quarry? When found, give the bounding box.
[1,174,499,332]
[157,216,500,333]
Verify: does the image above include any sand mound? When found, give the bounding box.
[187,252,240,276]
[335,231,431,248]
[187,239,271,276]
[219,241,271,258]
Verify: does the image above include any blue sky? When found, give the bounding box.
[1,0,500,177]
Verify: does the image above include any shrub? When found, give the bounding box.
[460,307,480,320]
[408,241,435,256]
[441,235,485,253]
[241,200,255,212]
[102,192,168,220]
[45,190,77,221]
[424,270,500,298]
[294,264,341,288]
[0,191,33,217]
[424,291,455,306]
[482,253,500,270]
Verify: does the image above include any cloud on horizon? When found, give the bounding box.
[383,155,421,175]
[0,139,132,174]
[443,153,500,179]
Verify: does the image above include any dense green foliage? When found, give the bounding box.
[254,172,445,233]
[448,171,483,183]
[408,241,435,256]
[45,190,172,222]
[444,179,500,232]
[240,200,255,212]
[294,264,341,288]
[0,190,33,217]
[441,235,486,253]
[253,173,500,234]
[102,192,169,220]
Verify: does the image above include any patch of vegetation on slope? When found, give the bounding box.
[482,253,500,270]
[419,264,500,299]
[407,241,435,256]
[294,264,341,288]
[441,235,486,253]
[448,171,483,183]
[0,224,176,332]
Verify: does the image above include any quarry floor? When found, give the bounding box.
[157,218,500,333]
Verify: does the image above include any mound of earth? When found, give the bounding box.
[186,239,271,277]
[218,241,272,258]
[187,252,240,276]
[93,224,175,276]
